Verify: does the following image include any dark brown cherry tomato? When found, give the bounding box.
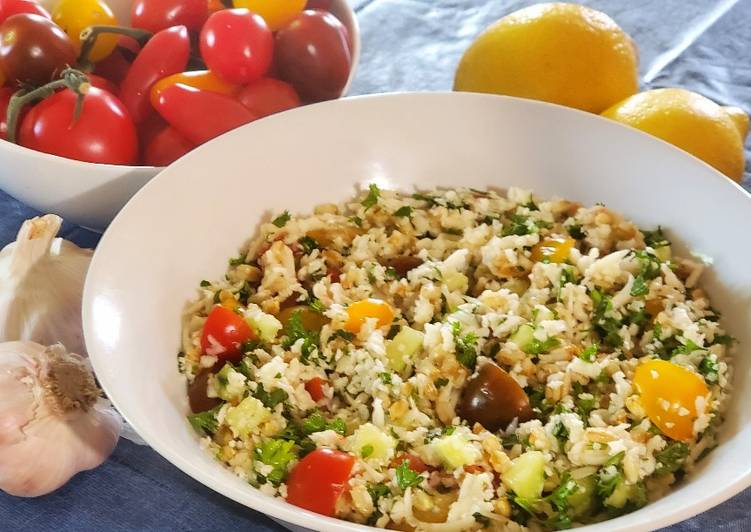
[274,10,351,102]
[458,363,533,432]
[237,78,300,119]
[381,256,424,278]
[131,0,208,33]
[187,369,221,413]
[19,87,138,165]
[277,305,329,331]
[0,13,77,85]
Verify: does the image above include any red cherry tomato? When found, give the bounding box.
[199,9,273,85]
[19,87,138,165]
[274,10,351,102]
[131,0,208,33]
[87,73,118,94]
[237,78,300,119]
[304,377,326,402]
[154,83,257,145]
[286,449,354,516]
[200,306,256,362]
[0,0,50,25]
[94,47,133,85]
[399,453,429,473]
[144,125,194,166]
[119,25,190,124]
[150,70,238,109]
[137,113,167,152]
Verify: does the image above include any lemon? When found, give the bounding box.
[602,89,748,182]
[454,3,639,114]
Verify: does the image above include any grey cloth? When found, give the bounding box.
[1,1,749,530]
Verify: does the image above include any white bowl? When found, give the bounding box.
[0,0,360,231]
[83,92,751,532]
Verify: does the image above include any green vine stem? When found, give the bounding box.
[77,25,152,70]
[6,68,91,144]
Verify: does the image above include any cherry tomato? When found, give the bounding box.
[150,70,238,109]
[52,0,118,63]
[531,237,576,263]
[344,299,395,333]
[154,83,257,145]
[200,306,256,362]
[94,47,133,85]
[458,363,533,432]
[207,0,224,13]
[131,0,208,33]
[120,25,190,123]
[275,10,351,102]
[200,9,272,85]
[232,0,305,31]
[237,78,300,119]
[286,448,354,516]
[0,0,50,25]
[87,73,118,94]
[305,0,332,9]
[144,125,194,166]
[0,66,5,87]
[305,377,326,402]
[0,14,77,85]
[19,87,138,165]
[188,369,221,413]
[393,453,429,473]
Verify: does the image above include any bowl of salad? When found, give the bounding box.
[0,0,359,230]
[83,92,751,532]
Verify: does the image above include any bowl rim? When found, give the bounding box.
[84,91,751,532]
[0,0,361,174]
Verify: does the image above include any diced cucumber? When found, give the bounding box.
[213,364,247,401]
[445,271,469,293]
[568,475,598,518]
[654,245,672,262]
[432,432,482,470]
[245,311,283,342]
[603,478,646,510]
[225,397,271,438]
[503,451,546,499]
[386,326,424,372]
[509,324,535,352]
[350,423,395,464]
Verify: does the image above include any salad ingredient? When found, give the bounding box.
[344,298,395,333]
[286,448,355,516]
[200,305,256,362]
[150,70,238,108]
[0,215,92,356]
[531,237,576,263]
[458,362,533,431]
[503,451,546,499]
[385,326,423,372]
[143,125,194,166]
[0,342,121,496]
[119,24,191,123]
[0,0,50,24]
[52,0,118,63]
[274,10,351,102]
[237,77,300,118]
[0,13,77,85]
[454,3,638,114]
[153,83,257,144]
[131,0,208,33]
[634,359,709,441]
[278,305,328,331]
[199,8,273,85]
[304,376,326,402]
[232,0,306,31]
[602,88,748,182]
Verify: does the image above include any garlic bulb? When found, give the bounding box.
[0,341,121,497]
[0,215,92,356]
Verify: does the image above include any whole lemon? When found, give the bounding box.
[454,3,639,114]
[602,89,748,182]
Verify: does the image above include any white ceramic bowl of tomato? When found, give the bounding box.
[0,0,360,231]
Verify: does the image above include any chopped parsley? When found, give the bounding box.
[378,372,393,385]
[443,227,463,236]
[362,184,381,210]
[451,321,479,369]
[698,355,719,383]
[603,450,625,467]
[298,236,320,254]
[630,275,649,297]
[228,255,245,266]
[712,334,735,346]
[552,421,569,444]
[568,224,585,240]
[187,405,220,435]
[199,280,211,287]
[271,210,291,228]
[308,298,326,313]
[527,336,561,356]
[301,410,347,436]
[350,215,363,227]
[502,214,536,237]
[590,288,624,349]
[643,226,670,249]
[282,310,320,362]
[671,338,704,357]
[361,444,374,458]
[331,330,355,342]
[254,439,296,485]
[655,442,689,475]
[579,343,598,362]
[596,469,621,499]
[254,383,288,409]
[473,513,491,528]
[385,266,399,280]
[435,377,449,388]
[548,472,579,513]
[393,206,412,217]
[395,460,423,491]
[411,192,438,206]
[368,483,391,505]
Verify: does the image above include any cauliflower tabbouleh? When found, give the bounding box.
[180,186,734,531]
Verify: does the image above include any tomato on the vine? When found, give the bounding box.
[0,0,50,25]
[274,10,351,102]
[87,73,118,94]
[18,87,138,165]
[0,13,77,85]
[131,0,208,33]
[119,24,190,123]
[237,78,300,119]
[200,9,273,85]
[150,70,238,109]
[286,449,354,516]
[52,0,118,63]
[232,0,305,31]
[143,125,194,166]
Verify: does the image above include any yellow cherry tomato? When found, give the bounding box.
[232,0,306,31]
[344,299,395,333]
[531,237,575,263]
[150,71,239,109]
[52,0,118,63]
[633,359,709,441]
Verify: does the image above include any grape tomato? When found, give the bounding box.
[232,0,305,31]
[131,0,208,33]
[52,0,118,63]
[144,125,194,166]
[150,70,238,108]
[237,78,300,119]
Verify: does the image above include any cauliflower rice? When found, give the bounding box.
[179,186,734,531]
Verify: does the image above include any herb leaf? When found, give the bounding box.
[451,321,478,369]
[579,343,598,362]
[282,310,320,362]
[362,184,381,210]
[395,460,423,491]
[655,442,689,475]
[254,439,296,485]
[187,405,221,435]
[272,211,291,228]
[394,206,412,217]
[254,383,288,409]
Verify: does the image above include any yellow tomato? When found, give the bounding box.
[232,0,306,31]
[344,299,395,333]
[633,359,709,441]
[52,0,118,63]
[150,71,239,108]
[531,237,575,263]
